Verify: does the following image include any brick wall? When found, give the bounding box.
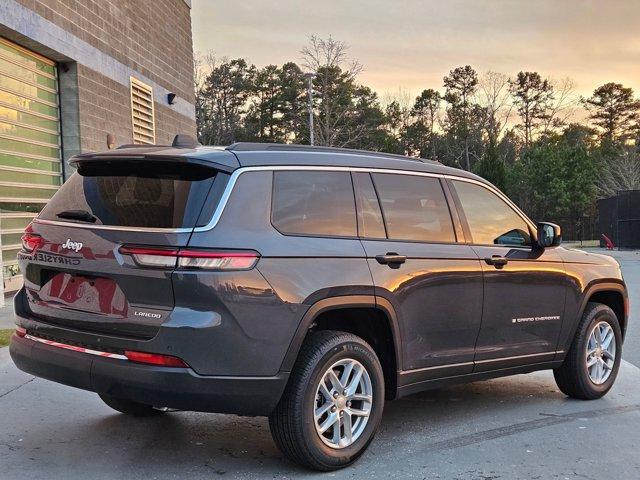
[8,0,196,156]
[13,0,194,102]
[75,65,196,152]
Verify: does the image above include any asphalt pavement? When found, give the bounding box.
[0,247,639,479]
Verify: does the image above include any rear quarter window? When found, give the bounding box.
[271,171,357,237]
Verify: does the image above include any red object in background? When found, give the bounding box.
[601,234,615,250]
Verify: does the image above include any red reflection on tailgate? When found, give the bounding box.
[36,273,128,316]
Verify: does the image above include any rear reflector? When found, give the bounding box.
[124,350,189,368]
[16,326,27,337]
[119,245,259,271]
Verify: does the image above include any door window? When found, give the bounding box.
[452,180,531,246]
[371,173,455,243]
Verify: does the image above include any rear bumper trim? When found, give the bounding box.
[23,333,127,360]
[10,332,289,416]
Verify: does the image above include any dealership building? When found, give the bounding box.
[0,0,196,299]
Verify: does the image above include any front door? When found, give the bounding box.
[354,172,484,379]
[449,179,567,371]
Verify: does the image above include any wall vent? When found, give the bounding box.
[130,77,155,144]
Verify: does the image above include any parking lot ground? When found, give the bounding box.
[1,346,640,479]
[1,247,639,479]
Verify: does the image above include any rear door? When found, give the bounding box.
[19,159,225,339]
[448,179,567,370]
[356,172,484,378]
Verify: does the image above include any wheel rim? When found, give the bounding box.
[313,358,373,449]
[586,321,616,385]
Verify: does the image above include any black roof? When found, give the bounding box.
[71,141,486,183]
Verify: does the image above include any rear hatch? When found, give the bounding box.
[20,157,230,339]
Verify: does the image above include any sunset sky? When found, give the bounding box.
[192,0,640,100]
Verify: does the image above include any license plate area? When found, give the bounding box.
[30,272,128,317]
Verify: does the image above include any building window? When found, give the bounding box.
[130,77,155,144]
[0,37,62,293]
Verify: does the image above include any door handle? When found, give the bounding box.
[375,253,407,267]
[484,255,508,269]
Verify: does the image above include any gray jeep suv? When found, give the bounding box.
[10,140,628,470]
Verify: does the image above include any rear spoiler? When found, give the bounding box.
[69,150,240,174]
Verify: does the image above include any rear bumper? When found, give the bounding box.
[9,333,288,416]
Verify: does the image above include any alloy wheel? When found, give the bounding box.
[585,321,616,385]
[313,358,373,449]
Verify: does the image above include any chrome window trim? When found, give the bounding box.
[33,165,536,234]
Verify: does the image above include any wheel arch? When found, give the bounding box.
[280,295,402,400]
[578,282,628,339]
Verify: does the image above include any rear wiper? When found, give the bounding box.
[56,209,97,223]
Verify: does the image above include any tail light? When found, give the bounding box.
[119,245,259,271]
[119,246,179,268]
[21,223,44,253]
[124,350,189,368]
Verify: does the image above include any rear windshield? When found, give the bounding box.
[38,161,218,229]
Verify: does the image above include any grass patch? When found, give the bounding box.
[0,329,13,348]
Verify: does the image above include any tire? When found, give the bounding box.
[554,302,622,400]
[98,393,165,417]
[269,330,385,471]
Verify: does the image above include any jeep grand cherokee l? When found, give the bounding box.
[9,140,628,470]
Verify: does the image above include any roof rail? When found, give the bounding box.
[226,142,435,164]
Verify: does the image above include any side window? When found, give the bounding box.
[452,180,531,246]
[272,171,357,237]
[371,173,455,243]
[353,172,386,239]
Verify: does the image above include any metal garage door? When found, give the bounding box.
[0,37,61,294]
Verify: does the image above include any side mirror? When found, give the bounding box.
[536,222,561,249]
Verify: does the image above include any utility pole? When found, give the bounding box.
[304,72,315,145]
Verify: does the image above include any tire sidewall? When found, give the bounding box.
[578,307,622,397]
[301,339,385,467]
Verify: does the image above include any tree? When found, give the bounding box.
[509,130,598,222]
[278,62,308,143]
[542,78,578,135]
[597,152,640,197]
[509,71,554,148]
[382,100,408,154]
[472,72,513,189]
[477,71,512,147]
[244,64,283,141]
[409,89,441,159]
[443,65,479,170]
[475,139,506,191]
[583,82,640,145]
[196,57,253,145]
[300,35,367,147]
